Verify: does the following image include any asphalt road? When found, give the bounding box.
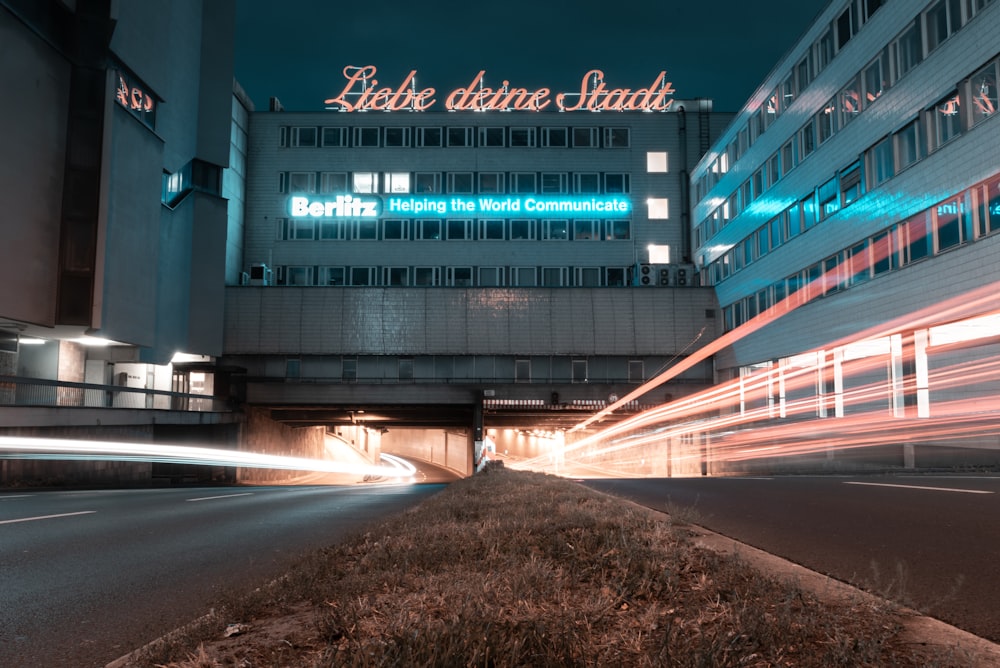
[584,475,1000,643]
[0,479,448,668]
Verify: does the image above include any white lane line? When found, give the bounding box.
[0,495,32,500]
[845,481,994,495]
[0,510,96,525]
[186,492,255,502]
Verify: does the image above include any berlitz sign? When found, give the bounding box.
[324,66,675,113]
[289,195,631,219]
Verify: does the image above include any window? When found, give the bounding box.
[787,202,802,239]
[479,267,504,286]
[796,53,813,91]
[971,60,999,124]
[287,219,314,240]
[512,268,537,286]
[321,267,345,285]
[342,358,357,382]
[925,0,960,53]
[607,267,627,287]
[383,219,408,240]
[319,220,345,240]
[864,49,890,104]
[800,195,817,231]
[478,173,504,193]
[818,178,839,221]
[607,220,630,240]
[385,267,409,286]
[981,176,1000,236]
[648,244,671,264]
[799,120,816,159]
[350,267,374,286]
[285,266,312,286]
[767,153,781,186]
[756,227,769,258]
[894,120,923,170]
[353,127,380,147]
[542,267,567,286]
[647,152,668,173]
[352,172,378,193]
[574,173,600,193]
[576,267,601,286]
[447,219,472,240]
[384,127,410,147]
[414,267,440,286]
[840,162,863,207]
[839,77,861,124]
[414,172,441,193]
[514,359,531,382]
[572,359,588,382]
[572,127,598,147]
[290,127,317,147]
[417,219,442,240]
[383,172,410,193]
[817,101,837,144]
[510,219,535,240]
[355,220,377,240]
[892,22,922,81]
[647,198,670,220]
[933,196,969,251]
[320,172,347,193]
[511,173,536,194]
[816,28,834,72]
[573,219,598,240]
[542,127,568,147]
[447,127,473,146]
[448,267,473,287]
[864,0,885,20]
[930,92,962,149]
[321,127,346,147]
[288,172,315,193]
[781,72,796,108]
[398,358,414,381]
[866,137,894,188]
[752,169,764,197]
[480,219,505,240]
[479,127,505,147]
[448,172,474,193]
[836,4,855,50]
[769,216,784,248]
[781,139,796,173]
[417,127,442,147]
[510,127,536,147]
[604,173,629,193]
[542,220,569,240]
[871,231,895,275]
[604,128,630,147]
[904,214,931,263]
[541,173,568,193]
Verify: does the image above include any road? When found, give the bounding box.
[584,475,1000,643]
[0,479,448,668]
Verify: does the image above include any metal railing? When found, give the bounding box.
[0,376,233,412]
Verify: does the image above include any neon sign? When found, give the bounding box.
[289,195,631,219]
[324,66,675,113]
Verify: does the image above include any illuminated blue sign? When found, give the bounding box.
[289,195,630,219]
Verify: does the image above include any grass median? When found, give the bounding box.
[129,465,963,667]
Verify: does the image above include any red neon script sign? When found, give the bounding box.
[324,66,675,112]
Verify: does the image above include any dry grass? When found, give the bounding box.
[124,466,965,667]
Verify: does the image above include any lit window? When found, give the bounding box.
[647,152,668,173]
[352,172,378,193]
[383,172,410,193]
[647,244,670,264]
[647,198,669,220]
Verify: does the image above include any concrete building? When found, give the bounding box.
[690,0,1000,468]
[0,0,234,388]
[224,70,730,472]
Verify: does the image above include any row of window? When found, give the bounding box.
[281,125,632,149]
[278,217,632,241]
[278,170,643,195]
[696,49,1000,263]
[271,265,637,288]
[695,0,994,202]
[283,356,653,384]
[721,172,1000,331]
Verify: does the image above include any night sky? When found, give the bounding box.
[234,0,828,113]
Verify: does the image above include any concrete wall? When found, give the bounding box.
[382,428,471,476]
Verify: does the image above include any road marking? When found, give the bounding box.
[186,492,254,502]
[0,495,32,500]
[0,510,96,525]
[845,482,994,495]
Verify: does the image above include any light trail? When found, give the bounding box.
[0,436,416,480]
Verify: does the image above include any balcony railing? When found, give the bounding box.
[0,376,232,412]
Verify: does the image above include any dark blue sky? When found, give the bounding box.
[234,1,827,113]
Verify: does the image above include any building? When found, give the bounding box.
[690,0,1000,468]
[0,0,235,394]
[224,68,729,470]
